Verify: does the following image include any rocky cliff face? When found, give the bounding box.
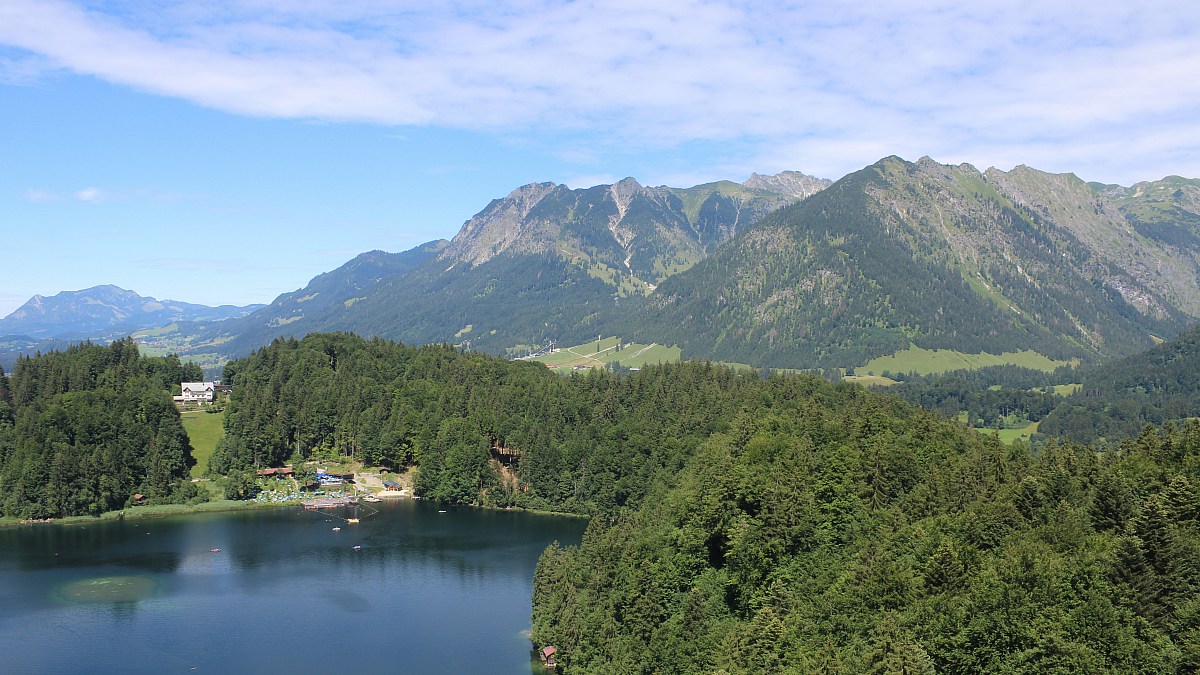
[438,171,830,293]
[983,165,1200,318]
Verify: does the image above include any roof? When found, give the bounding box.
[543,646,557,657]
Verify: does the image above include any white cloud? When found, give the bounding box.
[1,1,1199,184]
[75,187,102,201]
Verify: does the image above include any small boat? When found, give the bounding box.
[347,518,360,524]
[352,545,362,551]
[210,548,221,553]
[438,510,447,513]
[332,527,341,531]
[362,495,382,503]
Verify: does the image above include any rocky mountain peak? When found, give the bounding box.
[742,170,831,200]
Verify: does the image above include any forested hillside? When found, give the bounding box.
[1041,324,1200,442]
[630,157,1195,369]
[532,419,1200,674]
[211,333,1200,672]
[0,339,204,518]
[214,333,795,512]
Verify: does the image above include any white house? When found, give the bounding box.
[174,381,216,404]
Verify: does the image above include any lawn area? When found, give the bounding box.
[977,421,1040,444]
[530,337,681,371]
[181,409,225,477]
[859,346,1073,377]
[842,374,898,387]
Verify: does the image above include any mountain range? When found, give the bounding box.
[8,158,1200,374]
[0,285,263,340]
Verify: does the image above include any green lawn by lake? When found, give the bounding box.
[181,409,225,477]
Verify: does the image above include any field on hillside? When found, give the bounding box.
[181,409,225,477]
[859,346,1073,376]
[528,336,681,371]
[977,421,1040,445]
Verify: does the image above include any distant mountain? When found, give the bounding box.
[439,171,829,292]
[176,159,1200,373]
[1040,323,1200,442]
[626,156,1200,368]
[0,285,264,339]
[195,239,449,357]
[196,172,828,358]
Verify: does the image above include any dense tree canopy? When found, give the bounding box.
[24,331,1187,672]
[532,417,1200,674]
[0,339,203,518]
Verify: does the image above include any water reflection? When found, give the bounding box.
[0,500,585,674]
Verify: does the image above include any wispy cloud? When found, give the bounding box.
[2,1,1199,183]
[24,188,59,202]
[24,186,106,202]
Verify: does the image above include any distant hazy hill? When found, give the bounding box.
[0,285,264,339]
[627,156,1200,368]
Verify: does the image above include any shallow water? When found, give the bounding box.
[0,499,586,674]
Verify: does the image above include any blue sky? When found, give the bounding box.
[2,0,1199,316]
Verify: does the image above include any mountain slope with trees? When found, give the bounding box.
[193,172,827,360]
[1041,323,1200,442]
[628,156,1199,368]
[199,239,448,357]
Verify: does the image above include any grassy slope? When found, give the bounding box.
[860,345,1072,376]
[977,420,1040,444]
[529,336,682,371]
[181,409,225,477]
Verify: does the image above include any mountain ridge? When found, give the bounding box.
[0,284,264,339]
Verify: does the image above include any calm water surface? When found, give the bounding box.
[0,500,586,674]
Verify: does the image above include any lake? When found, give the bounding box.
[0,500,587,674]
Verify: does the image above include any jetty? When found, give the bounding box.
[301,496,359,509]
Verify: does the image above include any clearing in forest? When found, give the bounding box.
[529,336,681,371]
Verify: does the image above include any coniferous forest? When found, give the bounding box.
[0,339,203,518]
[4,332,1200,672]
[205,333,1200,673]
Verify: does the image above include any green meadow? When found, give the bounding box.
[529,336,681,371]
[859,346,1072,376]
[181,409,225,477]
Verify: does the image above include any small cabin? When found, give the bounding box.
[383,479,403,491]
[256,467,294,477]
[540,646,557,668]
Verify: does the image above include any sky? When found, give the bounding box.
[2,0,1199,316]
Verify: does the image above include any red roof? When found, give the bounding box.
[543,646,557,657]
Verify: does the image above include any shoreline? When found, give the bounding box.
[0,493,591,529]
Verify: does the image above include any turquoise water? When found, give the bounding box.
[0,500,586,674]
